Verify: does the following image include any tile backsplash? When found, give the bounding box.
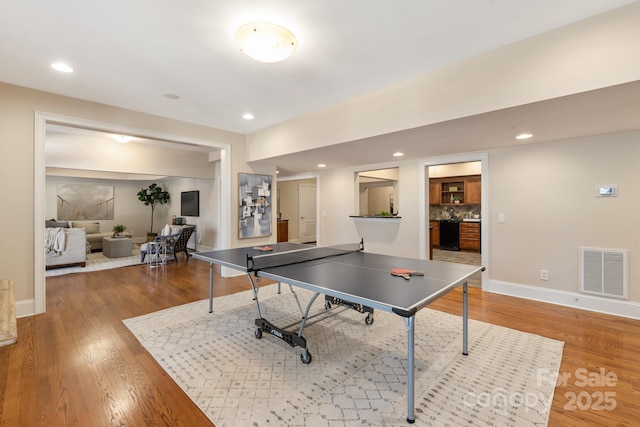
[430,204,481,221]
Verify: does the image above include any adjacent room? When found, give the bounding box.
[2,2,640,426]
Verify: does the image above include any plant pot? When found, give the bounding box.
[146,232,157,242]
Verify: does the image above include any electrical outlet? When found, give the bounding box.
[540,269,549,281]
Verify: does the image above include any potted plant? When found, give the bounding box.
[137,183,170,240]
[112,224,127,237]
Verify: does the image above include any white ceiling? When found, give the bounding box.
[2,1,639,176]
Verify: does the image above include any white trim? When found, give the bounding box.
[16,299,35,319]
[33,112,232,316]
[486,279,640,320]
[276,172,319,182]
[34,113,47,314]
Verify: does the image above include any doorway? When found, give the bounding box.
[298,184,317,243]
[276,177,317,243]
[34,112,231,315]
[420,154,488,288]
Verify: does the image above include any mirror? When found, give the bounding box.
[356,167,399,216]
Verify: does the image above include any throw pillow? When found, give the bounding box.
[45,220,69,228]
[162,224,171,236]
[71,221,100,234]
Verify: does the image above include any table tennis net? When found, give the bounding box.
[247,241,363,272]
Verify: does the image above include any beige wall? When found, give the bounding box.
[489,131,640,301]
[318,160,420,258]
[246,2,640,162]
[45,176,158,241]
[0,83,245,306]
[46,132,217,180]
[314,131,640,313]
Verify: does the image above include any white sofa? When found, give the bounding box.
[45,228,87,269]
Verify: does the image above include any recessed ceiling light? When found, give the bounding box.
[317,163,326,168]
[163,93,180,100]
[393,152,404,157]
[51,62,73,73]
[516,133,533,140]
[235,22,297,63]
[112,135,132,143]
[242,113,255,120]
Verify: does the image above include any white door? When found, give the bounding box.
[298,184,317,243]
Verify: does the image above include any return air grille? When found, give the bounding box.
[579,247,628,300]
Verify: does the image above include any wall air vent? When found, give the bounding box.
[579,247,628,300]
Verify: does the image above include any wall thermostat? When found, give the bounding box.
[595,184,618,197]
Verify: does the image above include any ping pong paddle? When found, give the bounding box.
[253,246,273,252]
[391,268,424,280]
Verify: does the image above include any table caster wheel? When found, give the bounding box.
[325,301,332,310]
[255,328,262,339]
[300,350,312,364]
[365,313,374,325]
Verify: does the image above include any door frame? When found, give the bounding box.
[34,112,231,315]
[298,183,317,243]
[419,152,488,281]
[276,174,320,245]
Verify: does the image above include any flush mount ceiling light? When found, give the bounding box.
[516,133,533,140]
[393,152,405,157]
[242,113,255,120]
[235,22,297,63]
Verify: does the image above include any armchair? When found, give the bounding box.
[140,225,196,263]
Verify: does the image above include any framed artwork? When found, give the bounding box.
[239,173,272,239]
[57,184,114,220]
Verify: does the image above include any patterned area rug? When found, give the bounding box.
[45,246,143,277]
[124,285,563,427]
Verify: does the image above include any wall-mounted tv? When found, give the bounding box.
[181,190,200,217]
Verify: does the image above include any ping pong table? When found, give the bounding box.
[192,239,484,423]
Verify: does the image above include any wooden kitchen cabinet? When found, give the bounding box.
[459,222,480,251]
[277,220,289,242]
[429,221,440,248]
[429,181,441,204]
[431,175,481,205]
[465,176,481,204]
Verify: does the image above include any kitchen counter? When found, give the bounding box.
[430,218,481,223]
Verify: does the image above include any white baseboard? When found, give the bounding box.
[16,299,35,318]
[485,279,640,320]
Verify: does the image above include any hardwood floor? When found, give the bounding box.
[1,257,639,426]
